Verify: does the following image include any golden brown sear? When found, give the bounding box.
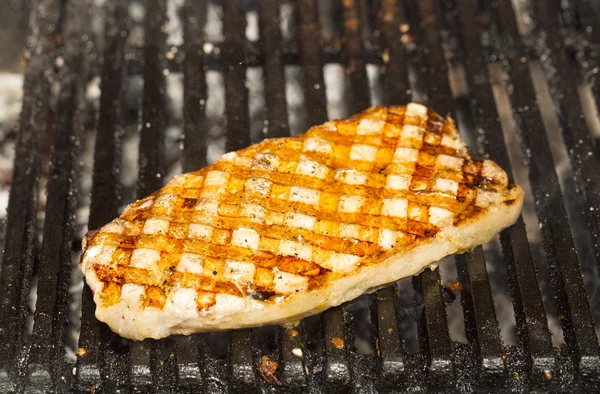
[80,104,523,340]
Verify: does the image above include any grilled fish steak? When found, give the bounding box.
[80,104,523,340]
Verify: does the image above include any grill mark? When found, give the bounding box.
[156,162,470,209]
[83,105,503,304]
[210,163,469,213]
[143,286,166,309]
[301,127,467,159]
[117,188,440,238]
[90,232,325,276]
[213,196,434,236]
[99,282,123,306]
[94,264,242,297]
[183,197,198,209]
[117,209,387,255]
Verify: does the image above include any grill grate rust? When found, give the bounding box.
[1,0,600,392]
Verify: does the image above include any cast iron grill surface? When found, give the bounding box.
[1,0,600,392]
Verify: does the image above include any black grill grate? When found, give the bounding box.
[1,0,600,392]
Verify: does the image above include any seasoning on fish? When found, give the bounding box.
[80,104,524,340]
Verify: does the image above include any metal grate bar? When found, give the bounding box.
[76,296,102,390]
[501,218,555,386]
[337,0,408,389]
[373,286,406,390]
[0,0,30,71]
[221,2,257,391]
[153,339,178,392]
[252,325,279,392]
[257,0,290,139]
[532,0,600,274]
[75,2,131,391]
[223,0,251,152]
[0,0,61,390]
[251,4,309,383]
[457,248,506,385]
[380,0,412,105]
[297,0,329,125]
[297,1,352,391]
[128,0,172,389]
[374,4,412,390]
[323,307,351,391]
[180,3,209,387]
[231,329,256,392]
[138,0,167,194]
[402,0,428,104]
[338,1,380,391]
[571,0,600,102]
[173,335,202,391]
[129,340,153,390]
[340,0,371,114]
[256,8,306,386]
[412,271,454,386]
[200,332,231,393]
[280,325,307,391]
[293,3,330,391]
[493,0,600,382]
[408,0,455,387]
[25,0,91,391]
[414,0,453,115]
[453,0,514,171]
[435,0,506,386]
[182,0,209,172]
[454,0,556,386]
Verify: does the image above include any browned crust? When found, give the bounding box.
[82,105,519,310]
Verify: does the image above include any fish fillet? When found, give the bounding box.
[80,104,523,340]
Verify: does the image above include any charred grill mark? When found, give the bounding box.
[99,282,123,306]
[143,286,166,309]
[250,252,323,276]
[452,205,484,226]
[426,117,444,133]
[248,288,277,301]
[83,104,512,308]
[182,197,198,209]
[93,264,243,297]
[83,229,100,251]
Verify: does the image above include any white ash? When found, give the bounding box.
[0,72,23,224]
[246,10,259,42]
[324,64,348,120]
[285,65,306,136]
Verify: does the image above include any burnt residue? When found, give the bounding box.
[258,356,280,384]
[248,288,276,301]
